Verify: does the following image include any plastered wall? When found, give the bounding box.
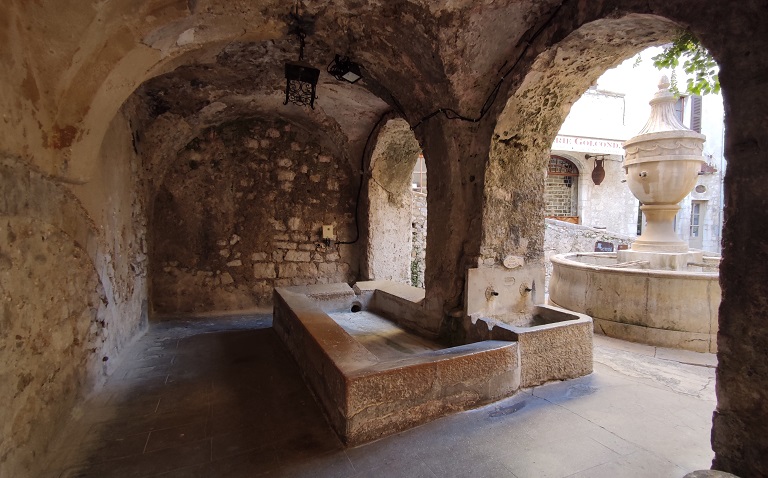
[0,111,147,477]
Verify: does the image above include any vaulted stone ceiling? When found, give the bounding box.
[0,0,571,183]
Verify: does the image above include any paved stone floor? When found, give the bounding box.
[47,315,716,478]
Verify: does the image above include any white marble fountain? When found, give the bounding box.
[549,77,720,353]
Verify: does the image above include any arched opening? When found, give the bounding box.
[476,12,724,473]
[545,155,580,224]
[363,118,423,285]
[410,154,428,288]
[542,46,725,296]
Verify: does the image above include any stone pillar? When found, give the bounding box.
[415,119,493,327]
[711,61,768,477]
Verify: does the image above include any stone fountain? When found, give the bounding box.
[548,77,720,353]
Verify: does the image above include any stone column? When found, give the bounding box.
[415,118,494,330]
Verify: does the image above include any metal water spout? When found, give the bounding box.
[622,76,706,253]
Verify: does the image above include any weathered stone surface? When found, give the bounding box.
[0,112,146,477]
[1,1,768,475]
[253,262,276,279]
[274,283,520,446]
[363,118,421,285]
[284,250,311,262]
[550,252,719,353]
[150,118,357,312]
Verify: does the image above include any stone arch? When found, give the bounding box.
[481,14,682,267]
[362,117,422,283]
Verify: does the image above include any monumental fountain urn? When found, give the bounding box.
[623,76,706,253]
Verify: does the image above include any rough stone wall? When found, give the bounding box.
[543,219,633,291]
[0,111,147,477]
[364,119,421,284]
[411,192,428,288]
[710,9,768,474]
[151,118,358,314]
[0,218,106,476]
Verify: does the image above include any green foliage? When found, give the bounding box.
[651,31,720,96]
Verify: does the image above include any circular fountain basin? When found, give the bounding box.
[549,252,719,353]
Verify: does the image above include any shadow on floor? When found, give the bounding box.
[54,316,347,478]
[50,315,715,478]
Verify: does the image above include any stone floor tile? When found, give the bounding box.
[351,461,437,478]
[497,435,620,478]
[62,438,212,478]
[419,445,516,478]
[95,406,210,439]
[145,421,208,453]
[211,428,276,460]
[564,449,688,478]
[203,446,281,477]
[345,434,424,475]
[593,334,657,356]
[655,347,718,368]
[48,316,716,478]
[276,450,356,478]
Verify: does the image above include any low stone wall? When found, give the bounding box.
[550,252,719,353]
[544,218,633,291]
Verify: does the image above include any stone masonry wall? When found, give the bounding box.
[411,192,427,288]
[151,118,358,314]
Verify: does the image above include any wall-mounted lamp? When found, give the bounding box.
[586,154,607,185]
[284,30,320,109]
[327,55,362,83]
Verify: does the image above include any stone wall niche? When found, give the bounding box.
[150,117,360,315]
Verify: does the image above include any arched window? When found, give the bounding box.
[545,155,580,224]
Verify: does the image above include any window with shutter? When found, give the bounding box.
[674,96,686,123]
[690,95,702,133]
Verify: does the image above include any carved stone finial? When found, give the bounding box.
[658,75,671,91]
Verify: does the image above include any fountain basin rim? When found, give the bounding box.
[550,252,719,279]
[623,155,706,167]
[624,129,706,146]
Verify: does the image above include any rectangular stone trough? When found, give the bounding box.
[273,281,592,445]
[467,306,594,388]
[273,282,520,445]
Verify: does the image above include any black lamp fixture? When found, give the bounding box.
[586,153,607,186]
[284,9,320,109]
[327,55,362,84]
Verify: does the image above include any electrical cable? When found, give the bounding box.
[336,110,392,245]
[411,1,566,130]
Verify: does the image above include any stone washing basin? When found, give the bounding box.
[273,281,593,445]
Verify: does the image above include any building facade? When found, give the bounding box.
[548,50,725,253]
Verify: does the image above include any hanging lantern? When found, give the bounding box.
[283,9,320,109]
